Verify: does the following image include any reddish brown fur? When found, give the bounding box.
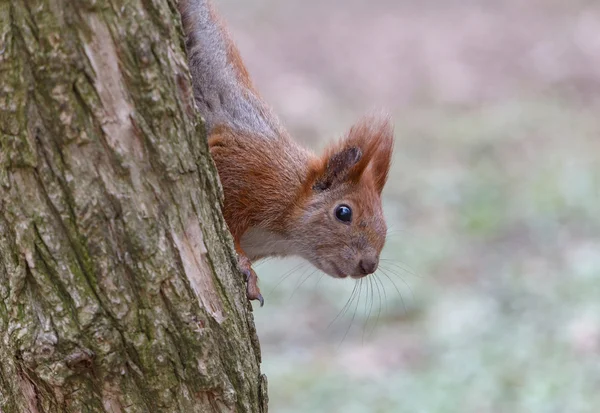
[210,114,394,281]
[209,126,315,244]
[179,0,394,303]
[303,117,394,197]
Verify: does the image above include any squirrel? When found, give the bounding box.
[178,0,394,306]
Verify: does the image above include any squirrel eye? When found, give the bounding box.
[335,204,352,223]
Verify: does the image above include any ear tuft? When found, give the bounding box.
[313,147,362,191]
[346,115,394,194]
[348,115,394,194]
[309,114,394,193]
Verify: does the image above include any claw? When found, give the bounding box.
[238,254,264,306]
[244,272,264,307]
[247,292,264,306]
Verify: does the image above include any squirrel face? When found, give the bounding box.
[297,181,387,279]
[294,116,393,279]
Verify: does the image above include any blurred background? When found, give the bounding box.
[219,0,600,411]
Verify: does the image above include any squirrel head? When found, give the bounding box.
[292,115,394,279]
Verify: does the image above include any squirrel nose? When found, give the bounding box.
[359,258,378,275]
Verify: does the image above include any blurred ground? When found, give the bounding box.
[218,0,600,411]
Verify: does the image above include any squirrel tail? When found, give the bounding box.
[178,0,286,138]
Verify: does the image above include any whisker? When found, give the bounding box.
[378,264,415,302]
[373,274,385,315]
[379,259,420,278]
[340,279,363,346]
[313,272,326,289]
[328,280,359,329]
[385,227,417,241]
[370,274,384,337]
[360,278,369,344]
[254,256,275,268]
[378,267,407,313]
[288,264,313,295]
[339,282,360,321]
[362,276,375,344]
[267,261,308,296]
[289,267,318,300]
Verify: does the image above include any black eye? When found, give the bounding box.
[335,205,352,223]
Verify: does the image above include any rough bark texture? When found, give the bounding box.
[0,0,266,412]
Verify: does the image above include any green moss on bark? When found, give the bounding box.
[0,1,265,412]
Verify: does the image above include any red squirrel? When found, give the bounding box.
[178,0,394,306]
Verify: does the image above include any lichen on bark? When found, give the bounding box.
[0,1,265,412]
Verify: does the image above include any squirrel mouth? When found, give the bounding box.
[329,262,348,279]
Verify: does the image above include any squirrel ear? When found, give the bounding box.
[310,115,393,193]
[313,147,362,191]
[346,115,394,194]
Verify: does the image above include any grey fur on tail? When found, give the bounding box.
[178,0,286,139]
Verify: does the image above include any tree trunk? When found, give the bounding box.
[0,1,266,412]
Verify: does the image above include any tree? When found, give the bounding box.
[0,1,266,411]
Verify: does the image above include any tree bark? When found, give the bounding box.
[0,1,266,412]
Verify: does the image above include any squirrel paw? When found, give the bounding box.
[238,256,264,307]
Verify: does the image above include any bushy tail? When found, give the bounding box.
[178,0,285,138]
